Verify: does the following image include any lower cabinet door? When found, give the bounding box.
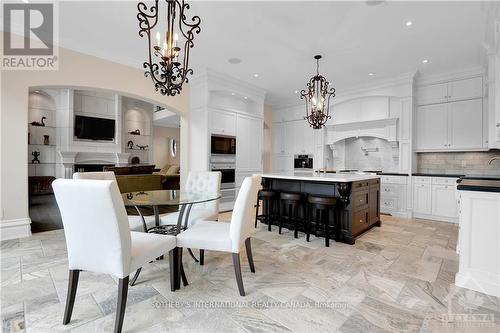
[352,209,369,235]
[431,185,458,218]
[413,183,432,214]
[369,186,379,224]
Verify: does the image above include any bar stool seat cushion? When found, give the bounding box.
[176,221,232,252]
[130,231,177,273]
[307,195,337,206]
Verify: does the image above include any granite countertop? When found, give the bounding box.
[412,173,465,178]
[457,177,500,193]
[377,172,410,176]
[261,173,380,183]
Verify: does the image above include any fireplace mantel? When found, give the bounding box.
[58,151,130,178]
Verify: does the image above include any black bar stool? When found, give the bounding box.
[255,190,279,231]
[306,195,337,247]
[279,192,305,238]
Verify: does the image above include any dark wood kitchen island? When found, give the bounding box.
[261,173,381,245]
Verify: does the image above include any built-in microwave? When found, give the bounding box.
[211,135,236,155]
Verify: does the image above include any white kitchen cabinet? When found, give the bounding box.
[456,189,500,297]
[431,185,458,219]
[415,104,448,150]
[448,99,484,150]
[413,176,459,222]
[210,110,236,136]
[272,122,286,154]
[447,77,483,102]
[380,175,408,217]
[413,183,432,215]
[236,114,262,171]
[417,76,483,106]
[415,99,485,151]
[417,82,448,105]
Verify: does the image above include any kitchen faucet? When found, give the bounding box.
[488,157,500,165]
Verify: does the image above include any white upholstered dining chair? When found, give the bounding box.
[52,179,177,333]
[73,171,164,232]
[176,175,261,296]
[160,171,221,264]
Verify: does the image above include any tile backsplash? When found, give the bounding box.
[330,137,399,172]
[417,151,500,176]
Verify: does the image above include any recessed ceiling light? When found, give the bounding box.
[228,58,241,64]
[244,96,248,99]
[294,90,299,94]
[422,59,428,64]
[231,92,235,96]
[253,73,259,78]
[406,21,413,27]
[368,72,375,76]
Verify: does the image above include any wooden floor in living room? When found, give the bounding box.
[1,214,499,332]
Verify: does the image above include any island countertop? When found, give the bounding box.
[260,172,380,183]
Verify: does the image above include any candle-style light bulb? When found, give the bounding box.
[156,32,161,48]
[163,42,167,57]
[173,33,179,48]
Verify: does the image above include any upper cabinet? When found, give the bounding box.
[415,75,487,152]
[417,76,483,106]
[210,110,236,136]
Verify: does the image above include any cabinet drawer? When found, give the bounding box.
[353,191,369,208]
[352,209,369,235]
[353,181,370,191]
[380,176,407,184]
[414,176,431,184]
[381,184,400,196]
[432,177,459,185]
[380,197,399,211]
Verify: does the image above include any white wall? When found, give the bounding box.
[153,126,180,168]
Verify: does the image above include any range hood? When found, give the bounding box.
[325,117,399,145]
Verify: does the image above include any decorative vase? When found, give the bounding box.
[43,135,50,145]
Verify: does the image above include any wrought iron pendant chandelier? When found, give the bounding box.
[137,0,201,96]
[300,55,336,129]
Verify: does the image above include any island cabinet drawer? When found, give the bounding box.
[352,209,369,235]
[353,181,370,191]
[353,191,369,208]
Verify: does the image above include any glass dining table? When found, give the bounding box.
[121,190,221,289]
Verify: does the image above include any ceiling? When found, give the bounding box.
[53,1,494,106]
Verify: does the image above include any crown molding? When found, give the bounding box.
[415,65,486,86]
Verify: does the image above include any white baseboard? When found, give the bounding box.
[455,272,500,298]
[413,212,458,224]
[0,218,32,240]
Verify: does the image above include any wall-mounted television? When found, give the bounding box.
[74,115,115,141]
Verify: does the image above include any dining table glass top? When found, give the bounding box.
[121,190,221,207]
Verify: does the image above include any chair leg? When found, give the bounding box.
[278,202,283,234]
[293,204,299,239]
[245,238,255,273]
[129,268,141,286]
[63,269,80,325]
[325,209,330,247]
[254,198,260,228]
[114,276,129,333]
[267,200,272,232]
[179,248,189,286]
[169,250,175,291]
[199,249,205,266]
[232,253,245,296]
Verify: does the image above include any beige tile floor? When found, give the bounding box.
[1,214,499,332]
